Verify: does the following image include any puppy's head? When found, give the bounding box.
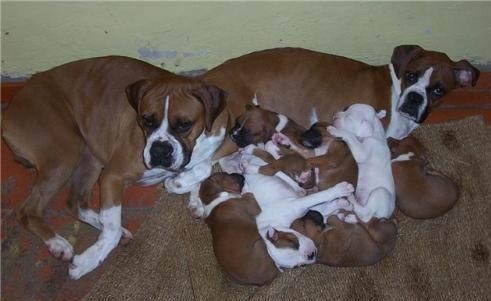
[388,136,427,160]
[290,210,326,246]
[264,225,317,268]
[391,45,480,124]
[230,104,279,148]
[199,172,245,205]
[126,76,227,171]
[300,121,333,149]
[333,104,386,138]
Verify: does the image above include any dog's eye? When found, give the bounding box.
[430,86,445,99]
[405,72,419,84]
[141,114,158,129]
[174,121,194,133]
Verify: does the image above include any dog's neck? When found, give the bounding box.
[203,191,241,218]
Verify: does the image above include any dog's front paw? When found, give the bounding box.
[344,213,358,224]
[164,177,194,194]
[69,254,96,280]
[45,235,74,262]
[119,227,133,246]
[333,181,355,196]
[336,198,353,211]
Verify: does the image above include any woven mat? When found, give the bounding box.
[84,116,491,301]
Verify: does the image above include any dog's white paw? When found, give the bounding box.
[165,177,194,194]
[344,213,358,224]
[336,198,353,211]
[69,253,99,280]
[272,132,291,147]
[45,234,74,262]
[333,181,355,196]
[119,227,133,246]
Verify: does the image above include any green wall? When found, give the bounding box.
[2,1,491,78]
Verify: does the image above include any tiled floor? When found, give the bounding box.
[1,74,490,300]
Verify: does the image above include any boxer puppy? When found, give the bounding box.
[197,172,278,285]
[230,104,305,148]
[203,45,480,141]
[2,56,229,279]
[291,213,397,266]
[389,137,459,218]
[328,104,395,223]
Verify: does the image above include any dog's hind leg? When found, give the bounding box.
[66,146,133,243]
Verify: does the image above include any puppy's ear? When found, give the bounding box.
[376,110,387,119]
[126,79,153,112]
[266,226,279,242]
[357,119,374,137]
[193,84,228,132]
[391,45,423,78]
[453,60,480,87]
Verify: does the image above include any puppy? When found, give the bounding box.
[230,104,305,148]
[197,172,278,285]
[328,104,395,223]
[239,151,355,268]
[389,136,459,219]
[291,213,397,266]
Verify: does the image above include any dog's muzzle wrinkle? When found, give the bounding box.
[399,92,425,122]
[149,141,173,168]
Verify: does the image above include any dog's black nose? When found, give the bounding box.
[230,173,245,191]
[407,91,424,104]
[150,141,173,167]
[307,251,316,261]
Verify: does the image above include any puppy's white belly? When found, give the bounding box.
[356,159,394,203]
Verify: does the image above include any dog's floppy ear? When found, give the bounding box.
[193,84,228,132]
[391,45,423,78]
[453,60,480,87]
[126,79,153,112]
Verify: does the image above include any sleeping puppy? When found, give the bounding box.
[328,104,395,223]
[230,103,306,148]
[291,213,397,266]
[196,172,278,285]
[389,136,459,218]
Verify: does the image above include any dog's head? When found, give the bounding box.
[230,104,280,148]
[264,225,317,268]
[126,76,227,171]
[300,121,333,149]
[391,45,480,124]
[290,210,326,246]
[333,104,386,138]
[199,172,245,204]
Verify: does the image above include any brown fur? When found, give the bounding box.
[291,214,397,267]
[1,56,228,257]
[200,173,278,285]
[389,137,459,219]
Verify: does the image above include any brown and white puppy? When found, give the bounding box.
[203,45,480,141]
[1,56,229,279]
[291,213,398,267]
[389,136,459,219]
[198,172,278,285]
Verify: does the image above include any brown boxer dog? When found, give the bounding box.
[202,45,480,144]
[291,213,397,266]
[2,56,229,279]
[389,136,459,218]
[197,172,278,285]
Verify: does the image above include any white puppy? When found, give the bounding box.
[327,104,395,223]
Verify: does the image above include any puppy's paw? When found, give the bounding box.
[344,214,358,224]
[272,132,291,147]
[45,235,74,262]
[336,198,353,211]
[333,181,355,196]
[69,254,94,280]
[164,178,193,194]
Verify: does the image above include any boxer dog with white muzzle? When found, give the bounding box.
[2,57,229,279]
[203,45,480,145]
[327,104,395,223]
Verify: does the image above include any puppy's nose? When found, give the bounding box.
[150,141,173,167]
[307,251,316,261]
[300,128,322,149]
[230,173,245,190]
[407,91,424,104]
